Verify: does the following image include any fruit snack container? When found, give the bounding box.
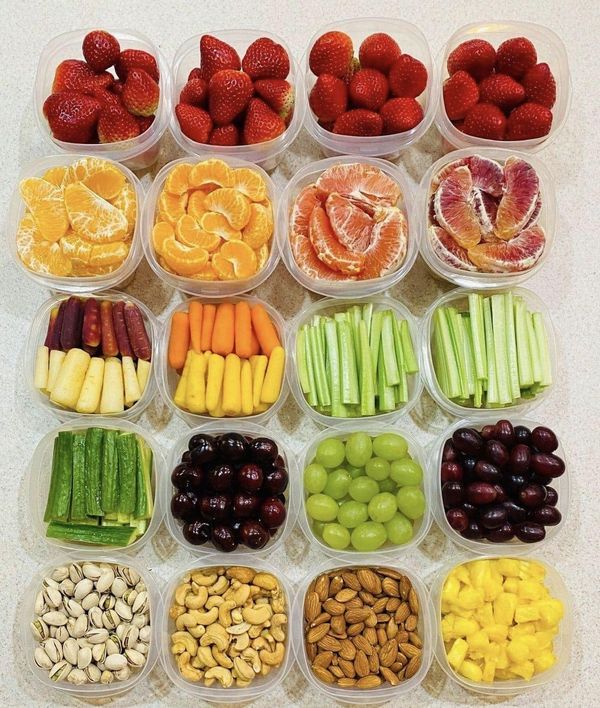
[303,18,436,159]
[436,21,571,152]
[34,28,171,170]
[170,30,306,171]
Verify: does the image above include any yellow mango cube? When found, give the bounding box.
[482,658,496,683]
[518,579,542,600]
[452,606,475,619]
[475,603,495,627]
[507,638,530,663]
[533,650,556,673]
[455,565,472,585]
[467,629,490,653]
[495,668,514,680]
[509,622,536,639]
[496,646,509,669]
[483,576,503,601]
[538,599,564,629]
[534,630,556,650]
[470,560,491,588]
[457,587,485,610]
[454,617,480,637]
[497,558,521,577]
[503,577,519,594]
[515,604,541,623]
[447,638,469,670]
[493,592,517,625]
[458,659,483,682]
[510,660,535,680]
[441,616,455,642]
[442,575,461,602]
[486,624,509,642]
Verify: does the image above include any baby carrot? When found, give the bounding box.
[234,301,253,359]
[251,304,280,356]
[200,304,216,352]
[240,360,253,416]
[189,301,203,353]
[173,350,192,408]
[249,329,260,356]
[212,303,235,356]
[261,346,285,403]
[168,311,190,369]
[222,353,242,416]
[251,354,268,409]
[205,354,225,411]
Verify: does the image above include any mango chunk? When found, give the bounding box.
[447,638,469,670]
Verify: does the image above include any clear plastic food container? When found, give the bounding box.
[292,559,434,704]
[33,28,171,170]
[420,287,556,419]
[418,147,556,288]
[435,21,571,153]
[278,156,417,298]
[23,553,160,697]
[159,557,295,702]
[26,418,166,553]
[430,555,572,695]
[303,18,437,159]
[170,30,306,171]
[7,154,144,293]
[430,416,569,556]
[142,156,280,297]
[164,421,298,557]
[25,291,158,421]
[296,423,432,561]
[286,296,423,427]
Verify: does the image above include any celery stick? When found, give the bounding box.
[358,321,376,416]
[432,316,450,397]
[504,291,521,400]
[391,316,408,402]
[325,319,345,417]
[350,306,362,369]
[381,312,400,386]
[460,314,476,396]
[491,295,512,405]
[483,298,498,405]
[468,293,487,380]
[473,376,483,408]
[309,325,330,406]
[399,319,419,374]
[369,311,383,389]
[526,311,542,383]
[447,308,469,400]
[377,347,396,411]
[337,320,359,405]
[533,312,552,386]
[296,328,311,395]
[514,298,533,388]
[435,307,461,399]
[362,303,374,339]
[303,326,318,407]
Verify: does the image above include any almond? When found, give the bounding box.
[396,630,409,644]
[376,613,391,623]
[323,599,345,616]
[304,591,321,622]
[382,577,400,597]
[307,623,330,643]
[318,635,342,652]
[335,588,357,603]
[338,658,355,678]
[394,602,410,623]
[353,649,370,677]
[364,610,378,628]
[409,631,423,649]
[364,627,378,646]
[405,614,418,632]
[379,639,398,667]
[386,618,398,639]
[330,665,344,678]
[377,627,388,646]
[312,651,333,669]
[352,634,373,656]
[380,666,400,686]
[336,677,357,687]
[314,574,329,602]
[372,597,388,613]
[399,642,421,659]
[341,572,361,591]
[344,607,371,624]
[378,568,403,580]
[347,622,364,637]
[356,675,382,688]
[368,651,380,673]
[359,590,376,605]
[339,639,356,661]
[330,615,347,636]
[329,575,344,595]
[399,575,411,600]
[345,597,363,610]
[356,569,381,595]
[397,667,406,681]
[310,612,331,627]
[307,642,317,662]
[312,666,335,684]
[392,656,407,670]
[408,588,419,615]
[405,655,421,679]
[386,597,401,612]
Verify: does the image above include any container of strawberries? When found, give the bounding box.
[170,30,306,171]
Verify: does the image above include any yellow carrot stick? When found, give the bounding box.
[251,354,268,409]
[240,359,253,416]
[174,350,192,409]
[186,350,207,414]
[208,388,224,417]
[261,346,285,404]
[222,353,241,416]
[205,353,225,411]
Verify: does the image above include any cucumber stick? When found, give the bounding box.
[84,428,104,516]
[117,433,137,516]
[43,432,73,523]
[47,521,137,546]
[101,429,119,514]
[70,431,87,521]
[134,437,154,520]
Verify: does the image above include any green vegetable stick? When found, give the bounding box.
[296,328,311,395]
[46,521,137,547]
[491,294,512,405]
[483,298,499,405]
[369,311,383,390]
[377,346,396,411]
[473,374,483,408]
[337,320,360,405]
[100,429,118,515]
[514,298,533,388]
[308,325,330,406]
[468,293,487,380]
[435,307,461,399]
[117,433,137,516]
[362,303,374,339]
[358,321,376,416]
[350,306,362,369]
[432,315,450,397]
[504,291,521,400]
[526,311,543,383]
[533,312,553,386]
[391,316,408,402]
[134,436,154,520]
[324,319,345,416]
[447,307,470,400]
[459,314,476,396]
[381,312,400,386]
[70,431,88,521]
[44,432,73,523]
[399,319,419,374]
[303,325,318,407]
[84,428,104,517]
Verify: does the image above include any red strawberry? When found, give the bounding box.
[52,59,113,94]
[506,102,552,140]
[478,73,525,111]
[388,54,428,98]
[358,33,402,73]
[309,31,354,78]
[447,39,496,81]
[97,104,141,143]
[122,69,159,116]
[176,103,213,143]
[112,81,124,96]
[199,35,241,80]
[115,49,159,82]
[348,69,389,111]
[309,74,348,122]
[342,57,361,85]
[43,91,101,143]
[254,79,294,123]
[89,87,121,108]
[82,30,120,72]
[137,115,155,134]
[243,98,286,144]
[443,70,479,120]
[332,109,383,136]
[179,77,208,106]
[208,70,253,125]
[522,63,556,108]
[380,97,423,134]
[462,103,507,140]
[209,124,240,146]
[188,67,204,81]
[242,38,290,80]
[495,37,537,79]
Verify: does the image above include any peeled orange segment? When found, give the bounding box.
[42,166,68,187]
[231,167,267,202]
[152,221,176,257]
[82,167,126,201]
[165,162,194,195]
[432,156,504,197]
[72,262,117,276]
[290,184,322,238]
[175,214,221,251]
[190,262,219,280]
[495,156,540,240]
[16,213,44,245]
[359,207,407,280]
[309,205,365,275]
[64,183,128,243]
[212,252,237,280]
[201,212,242,241]
[158,190,188,225]
[20,177,69,242]
[255,243,270,271]
[219,240,258,279]
[25,242,73,276]
[111,183,137,235]
[316,163,401,207]
[468,225,546,273]
[187,190,209,221]
[158,256,175,274]
[325,192,373,252]
[473,189,498,235]
[189,159,233,189]
[162,239,209,276]
[204,188,251,230]
[89,242,129,268]
[60,232,93,264]
[429,225,477,272]
[242,203,273,248]
[291,232,349,280]
[63,157,113,185]
[433,166,481,250]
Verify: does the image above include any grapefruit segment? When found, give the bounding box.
[359,207,407,280]
[290,185,322,238]
[468,225,545,273]
[291,232,349,280]
[433,166,481,249]
[325,193,373,252]
[495,156,539,240]
[309,205,365,274]
[429,225,477,272]
[316,163,400,207]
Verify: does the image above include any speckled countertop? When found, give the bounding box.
[1,1,599,706]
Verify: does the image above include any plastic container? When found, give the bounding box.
[303,19,437,159]
[420,287,556,419]
[158,296,288,424]
[33,28,171,170]
[25,291,158,421]
[159,557,295,702]
[430,555,572,695]
[430,416,569,555]
[287,296,423,427]
[296,423,432,561]
[142,156,280,297]
[292,559,434,704]
[7,154,145,293]
[170,30,305,171]
[278,156,417,298]
[435,21,571,153]
[419,147,556,288]
[23,553,160,697]
[26,418,166,553]
[164,421,298,557]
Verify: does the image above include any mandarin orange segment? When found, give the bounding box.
[255,243,270,271]
[71,262,117,276]
[290,232,348,280]
[89,242,129,267]
[165,162,194,196]
[219,240,257,279]
[212,252,237,280]
[175,214,221,252]
[17,213,44,246]
[158,190,188,225]
[20,177,69,243]
[162,239,209,276]
[200,212,242,241]
[64,183,128,243]
[187,190,209,221]
[231,167,267,202]
[242,203,273,249]
[189,159,233,189]
[63,157,111,184]
[23,242,73,276]
[190,262,219,280]
[158,256,175,274]
[152,221,176,257]
[42,166,68,187]
[111,183,137,235]
[83,166,126,201]
[60,231,93,264]
[204,188,251,230]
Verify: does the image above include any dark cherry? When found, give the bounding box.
[531,453,565,478]
[207,463,235,492]
[510,444,531,474]
[495,420,515,447]
[513,425,532,445]
[462,502,478,518]
[171,492,198,522]
[231,520,243,541]
[442,481,464,509]
[442,439,459,462]
[452,428,484,455]
[461,519,485,540]
[487,523,515,542]
[183,521,211,545]
[249,437,278,464]
[239,520,270,549]
[492,484,508,503]
[480,424,497,440]
[211,524,238,552]
[171,463,192,491]
[263,467,289,495]
[200,494,231,521]
[259,497,287,528]
[505,474,528,495]
[484,440,509,468]
[181,450,192,463]
[515,522,546,543]
[530,505,562,526]
[446,508,469,532]
[461,455,478,476]
[268,527,279,537]
[190,437,217,466]
[545,487,559,506]
[480,505,507,530]
[186,467,205,492]
[276,493,286,504]
[503,500,528,524]
[216,433,247,462]
[518,483,547,508]
[237,463,264,492]
[531,426,558,453]
[466,482,497,505]
[474,460,501,483]
[232,492,261,519]
[189,433,215,450]
[441,461,463,483]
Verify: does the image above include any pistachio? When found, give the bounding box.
[77,647,92,670]
[105,653,128,671]
[96,568,115,594]
[125,649,146,667]
[55,626,69,643]
[132,591,149,614]
[111,578,127,598]
[43,586,63,609]
[133,641,148,655]
[92,643,106,663]
[34,591,48,617]
[88,607,103,628]
[135,581,147,593]
[63,638,79,665]
[51,566,69,583]
[42,638,63,663]
[82,563,102,581]
[43,611,68,627]
[115,666,132,682]
[67,668,87,685]
[74,578,94,601]
[121,625,139,649]
[122,588,138,607]
[65,598,84,618]
[102,609,120,630]
[59,579,75,597]
[132,613,148,629]
[106,637,121,656]
[49,660,72,682]
[99,594,116,610]
[86,628,109,644]
[139,626,151,643]
[69,563,84,584]
[81,592,100,611]
[70,615,88,639]
[34,647,53,670]
[100,669,113,684]
[115,598,133,621]
[43,577,59,590]
[85,663,102,683]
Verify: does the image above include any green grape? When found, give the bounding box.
[347,466,365,479]
[349,476,379,503]
[390,458,423,487]
[345,432,373,468]
[315,438,345,468]
[337,500,369,528]
[385,512,414,545]
[312,520,326,537]
[378,477,397,494]
[306,493,338,522]
[303,463,328,494]
[324,468,352,500]
[372,433,409,461]
[367,492,398,523]
[351,521,387,552]
[322,523,351,550]
[396,486,426,520]
[365,457,390,481]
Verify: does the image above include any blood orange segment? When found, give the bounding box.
[309,205,365,274]
[495,156,540,240]
[468,225,546,273]
[429,225,477,272]
[431,156,504,197]
[433,166,481,249]
[20,178,69,242]
[290,185,322,238]
[64,183,128,243]
[325,192,373,252]
[316,163,401,207]
[176,214,221,251]
[165,162,193,195]
[290,232,349,280]
[359,207,407,280]
[525,193,542,228]
[473,189,498,234]
[204,188,251,230]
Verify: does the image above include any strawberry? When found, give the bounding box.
[112,81,124,96]
[208,70,253,125]
[388,54,428,98]
[52,59,113,94]
[82,30,120,72]
[348,69,389,111]
[332,109,383,136]
[89,87,121,108]
[122,69,159,117]
[137,115,155,134]
[358,33,402,73]
[115,49,159,82]
[495,37,537,79]
[342,57,361,85]
[176,103,213,143]
[254,79,294,123]
[242,38,290,80]
[447,39,496,81]
[43,91,101,143]
[478,73,525,111]
[522,63,556,108]
[97,104,140,143]
[443,71,479,120]
[199,35,241,80]
[380,97,423,134]
[188,67,204,81]
[506,102,553,140]
[309,31,354,78]
[309,73,347,122]
[179,77,208,106]
[209,124,240,145]
[462,103,507,140]
[243,98,286,144]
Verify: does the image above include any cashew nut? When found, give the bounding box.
[177,651,203,682]
[185,586,208,610]
[233,584,251,606]
[195,646,218,668]
[226,567,256,584]
[260,642,285,667]
[252,636,271,651]
[175,583,191,606]
[205,595,224,610]
[242,604,272,625]
[188,624,206,639]
[248,624,262,639]
[171,631,197,656]
[226,621,250,635]
[193,607,219,625]
[231,608,243,624]
[236,677,252,687]
[204,666,233,688]
[200,623,229,651]
[241,647,261,673]
[218,600,236,628]
[233,632,250,651]
[271,613,287,642]
[211,645,234,669]
[208,576,228,595]
[272,596,286,614]
[233,656,255,681]
[253,573,278,592]
[260,663,272,677]
[175,612,198,631]
[191,572,217,587]
[169,605,186,621]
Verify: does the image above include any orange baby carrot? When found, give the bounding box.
[251,304,280,356]
[249,328,260,357]
[200,304,216,352]
[168,311,190,369]
[189,301,203,353]
[211,303,235,356]
[234,301,253,359]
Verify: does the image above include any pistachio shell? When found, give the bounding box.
[77,647,92,670]
[43,586,63,609]
[42,611,68,627]
[88,606,103,629]
[82,563,102,581]
[100,669,114,684]
[35,591,48,616]
[115,666,132,682]
[105,653,127,671]
[111,578,127,598]
[49,660,72,682]
[115,599,133,621]
[86,628,109,644]
[86,663,102,683]
[92,643,107,663]
[97,568,115,594]
[66,599,84,618]
[69,563,84,583]
[55,626,69,643]
[63,637,79,665]
[59,579,75,597]
[81,592,100,611]
[51,566,69,583]
[74,579,93,601]
[34,647,53,670]
[67,668,88,685]
[70,615,88,639]
[42,638,63,664]
[125,648,145,667]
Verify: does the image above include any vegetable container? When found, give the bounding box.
[278,156,417,298]
[33,28,171,170]
[170,30,306,171]
[435,21,571,153]
[303,18,437,159]
[418,147,556,288]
